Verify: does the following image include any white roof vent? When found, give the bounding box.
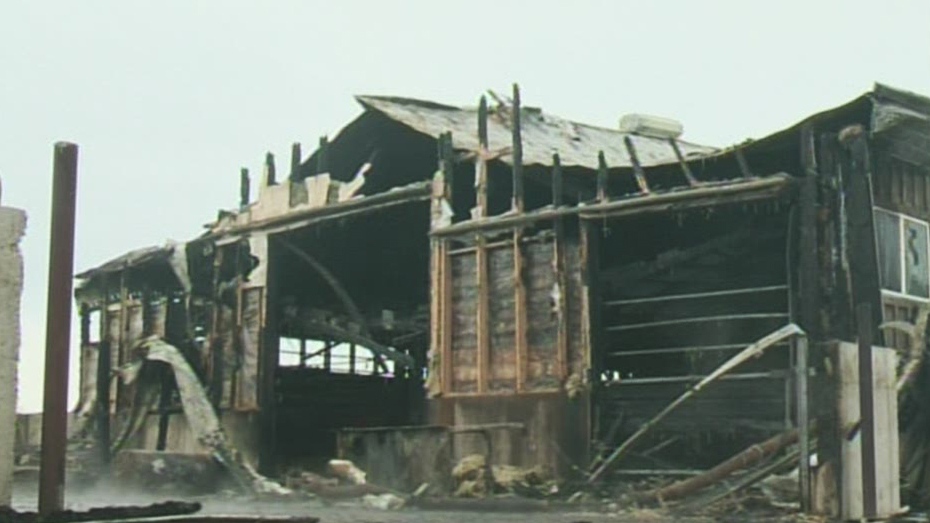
[619,114,684,139]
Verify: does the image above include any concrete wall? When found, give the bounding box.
[0,205,26,507]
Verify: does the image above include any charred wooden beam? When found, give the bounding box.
[639,428,800,503]
[840,126,883,333]
[475,96,491,392]
[511,83,524,212]
[669,138,699,187]
[798,124,821,339]
[95,301,112,467]
[597,151,608,202]
[587,324,804,484]
[623,136,650,194]
[240,168,250,209]
[475,241,490,392]
[796,335,811,511]
[431,175,794,237]
[552,153,564,207]
[274,236,369,336]
[514,232,527,392]
[477,96,490,217]
[316,136,329,174]
[440,241,453,392]
[264,152,276,186]
[290,142,301,180]
[857,303,878,518]
[214,181,432,242]
[553,155,569,380]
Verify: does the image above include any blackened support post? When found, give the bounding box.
[39,142,79,516]
[796,335,811,512]
[623,136,650,194]
[240,168,250,209]
[668,138,699,186]
[317,136,329,174]
[841,126,883,333]
[798,124,821,339]
[857,303,877,519]
[95,290,112,468]
[290,142,302,180]
[264,152,276,186]
[597,151,608,202]
[475,97,490,392]
[552,153,569,380]
[511,83,524,212]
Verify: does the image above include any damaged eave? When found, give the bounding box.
[206,181,432,244]
[430,174,797,237]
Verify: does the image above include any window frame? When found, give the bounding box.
[875,207,930,302]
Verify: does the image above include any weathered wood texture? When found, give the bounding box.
[872,151,930,220]
[442,232,586,395]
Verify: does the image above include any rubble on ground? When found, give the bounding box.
[451,454,554,498]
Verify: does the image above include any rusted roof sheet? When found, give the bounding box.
[356,95,716,170]
[76,244,174,279]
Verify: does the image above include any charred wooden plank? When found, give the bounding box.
[511,84,524,212]
[514,232,528,392]
[239,168,250,209]
[264,151,276,186]
[623,136,650,194]
[597,151,608,202]
[316,135,329,174]
[553,154,569,380]
[669,138,699,186]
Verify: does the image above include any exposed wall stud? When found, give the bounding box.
[511,83,525,212]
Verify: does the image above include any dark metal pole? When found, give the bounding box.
[38,142,79,516]
[857,302,877,518]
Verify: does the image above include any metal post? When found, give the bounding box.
[38,142,79,516]
[796,335,810,512]
[857,303,877,518]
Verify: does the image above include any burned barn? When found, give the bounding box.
[71,83,930,515]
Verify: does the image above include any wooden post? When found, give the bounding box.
[597,151,608,202]
[623,136,650,194]
[668,138,699,186]
[511,85,527,391]
[475,97,490,392]
[553,153,569,381]
[842,127,883,335]
[95,281,111,468]
[290,142,302,180]
[511,84,524,213]
[264,152,276,186]
[796,335,811,512]
[240,168,250,209]
[857,303,878,518]
[798,124,821,339]
[317,136,329,174]
[476,96,489,216]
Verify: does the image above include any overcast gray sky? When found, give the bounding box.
[2,0,929,413]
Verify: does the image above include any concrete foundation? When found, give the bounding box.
[0,203,26,507]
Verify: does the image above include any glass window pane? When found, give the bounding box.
[905,218,930,298]
[875,210,901,292]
